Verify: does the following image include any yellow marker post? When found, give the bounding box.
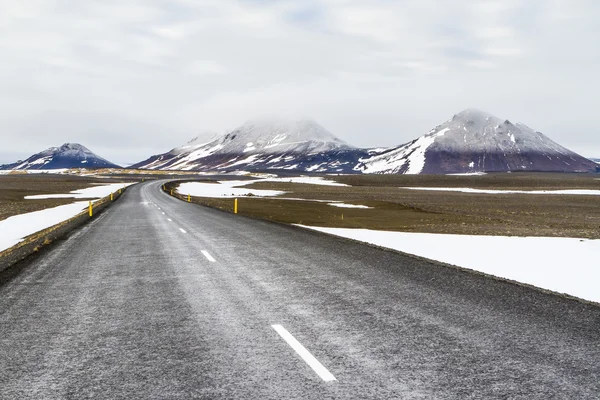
[188,194,191,202]
[234,198,238,214]
[110,193,113,201]
[88,201,93,217]
[341,213,344,220]
[163,185,166,191]
[170,189,173,196]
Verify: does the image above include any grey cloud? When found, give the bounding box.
[0,0,599,165]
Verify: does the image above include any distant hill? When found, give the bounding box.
[357,109,597,174]
[131,119,369,173]
[0,143,121,170]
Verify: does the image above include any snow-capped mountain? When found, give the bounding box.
[357,109,597,174]
[131,111,596,174]
[0,143,121,170]
[131,119,366,173]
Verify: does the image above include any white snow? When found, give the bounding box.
[0,182,134,251]
[0,201,91,252]
[305,163,325,172]
[401,187,600,196]
[1,169,70,175]
[177,181,285,198]
[402,127,449,174]
[227,154,261,167]
[328,203,372,209]
[269,176,348,187]
[360,127,450,174]
[298,226,600,304]
[176,175,348,198]
[25,183,133,200]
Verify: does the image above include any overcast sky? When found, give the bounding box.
[1,0,599,165]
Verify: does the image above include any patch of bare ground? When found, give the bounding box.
[168,172,600,239]
[0,174,134,221]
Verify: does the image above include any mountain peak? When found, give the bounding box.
[222,118,354,154]
[59,142,87,149]
[453,108,501,124]
[0,143,120,170]
[360,109,597,174]
[131,118,358,171]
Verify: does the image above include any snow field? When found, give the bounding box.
[176,176,349,198]
[0,202,91,252]
[25,183,133,200]
[177,181,285,198]
[328,203,372,209]
[298,226,600,304]
[0,183,133,253]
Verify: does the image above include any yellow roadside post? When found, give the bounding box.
[88,201,93,217]
[234,198,238,214]
[170,189,173,196]
[342,213,344,221]
[188,194,191,202]
[110,193,113,201]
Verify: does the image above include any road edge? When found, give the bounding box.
[0,185,133,274]
[164,180,600,309]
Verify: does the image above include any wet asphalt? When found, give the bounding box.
[1,180,599,399]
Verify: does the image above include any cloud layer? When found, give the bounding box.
[1,0,599,164]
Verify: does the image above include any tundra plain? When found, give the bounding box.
[169,172,600,239]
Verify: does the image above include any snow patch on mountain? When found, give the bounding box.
[358,109,597,174]
[131,119,362,172]
[131,110,597,174]
[359,128,451,174]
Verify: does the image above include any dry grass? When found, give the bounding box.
[0,174,134,221]
[168,172,600,239]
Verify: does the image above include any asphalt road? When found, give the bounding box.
[1,180,599,399]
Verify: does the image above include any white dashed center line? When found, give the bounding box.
[162,212,165,215]
[167,218,172,222]
[201,250,216,262]
[271,324,336,382]
[179,228,187,233]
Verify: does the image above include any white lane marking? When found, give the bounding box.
[201,250,216,262]
[167,218,172,222]
[179,228,187,233]
[162,212,165,215]
[271,324,336,382]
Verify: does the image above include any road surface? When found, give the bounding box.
[1,180,599,399]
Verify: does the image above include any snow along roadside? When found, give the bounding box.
[0,183,133,253]
[25,183,132,200]
[176,176,347,198]
[0,202,92,252]
[296,226,600,304]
